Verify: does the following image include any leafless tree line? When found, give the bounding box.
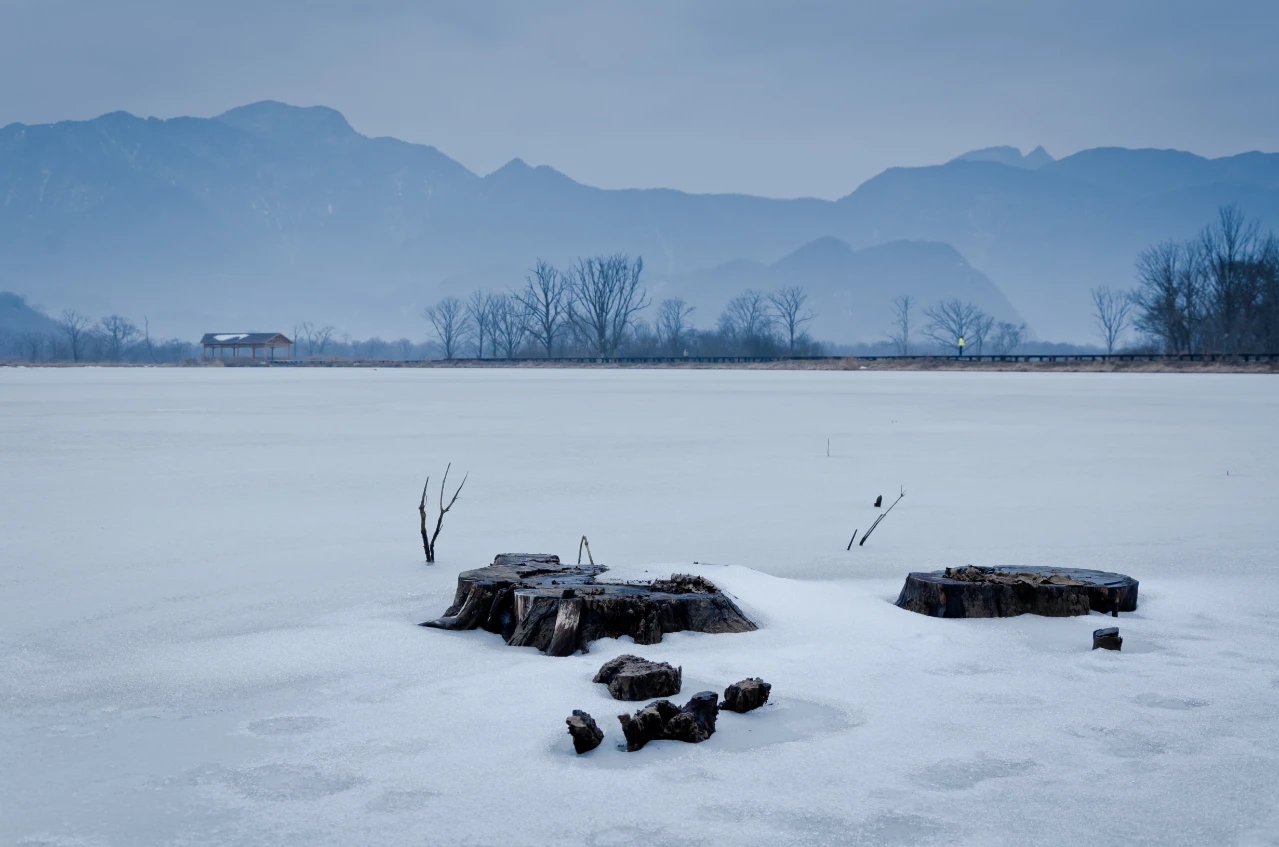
[1127,206,1279,354]
[0,304,197,363]
[886,295,1026,355]
[420,257,822,359]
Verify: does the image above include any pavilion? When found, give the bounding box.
[201,332,293,360]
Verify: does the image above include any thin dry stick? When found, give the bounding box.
[418,476,432,561]
[419,464,468,563]
[578,535,594,565]
[431,464,467,558]
[846,530,858,551]
[859,486,905,547]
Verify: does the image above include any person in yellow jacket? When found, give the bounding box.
[957,336,966,357]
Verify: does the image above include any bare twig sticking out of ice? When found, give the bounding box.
[418,463,468,564]
[859,486,905,547]
[578,535,595,565]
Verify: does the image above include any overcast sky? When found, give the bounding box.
[2,0,1276,198]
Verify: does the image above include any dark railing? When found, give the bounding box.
[231,352,1279,366]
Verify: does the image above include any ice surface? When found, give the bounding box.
[1,368,1277,846]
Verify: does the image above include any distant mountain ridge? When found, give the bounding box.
[951,146,1054,169]
[1,101,1276,341]
[0,292,58,335]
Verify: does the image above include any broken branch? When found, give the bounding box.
[859,486,905,547]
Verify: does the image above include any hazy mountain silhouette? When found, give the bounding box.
[951,146,1054,169]
[2,101,1276,341]
[659,237,1024,344]
[0,292,59,335]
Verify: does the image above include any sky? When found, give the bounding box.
[1,0,1277,199]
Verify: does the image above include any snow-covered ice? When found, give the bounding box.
[2,368,1277,846]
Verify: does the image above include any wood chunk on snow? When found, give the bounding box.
[566,710,604,753]
[722,678,772,713]
[617,691,719,752]
[593,655,682,701]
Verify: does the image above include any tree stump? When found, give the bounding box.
[420,555,757,656]
[895,566,1138,618]
[722,678,771,713]
[617,691,720,752]
[593,655,682,701]
[566,710,604,753]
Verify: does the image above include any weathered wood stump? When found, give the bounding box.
[593,655,682,701]
[1093,627,1123,651]
[566,710,604,753]
[722,678,771,713]
[895,566,1138,618]
[420,554,757,656]
[618,691,719,752]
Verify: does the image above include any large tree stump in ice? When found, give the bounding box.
[419,555,757,656]
[895,566,1138,618]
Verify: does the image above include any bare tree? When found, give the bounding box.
[19,332,45,362]
[296,322,316,356]
[922,299,988,353]
[566,254,650,356]
[418,463,467,564]
[1090,286,1135,354]
[314,326,336,356]
[423,297,469,359]
[293,322,337,357]
[466,291,498,358]
[1200,204,1262,353]
[57,310,92,362]
[718,290,776,348]
[1132,241,1204,353]
[887,294,914,355]
[655,298,696,354]
[395,338,415,360]
[491,294,529,358]
[989,321,1027,355]
[1260,235,1279,353]
[768,286,813,353]
[141,317,159,363]
[969,313,995,354]
[517,259,569,357]
[97,315,139,361]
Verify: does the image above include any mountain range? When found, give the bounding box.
[2,100,1277,342]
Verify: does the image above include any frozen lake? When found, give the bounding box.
[2,367,1277,846]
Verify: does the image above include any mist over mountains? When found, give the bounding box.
[2,100,1276,342]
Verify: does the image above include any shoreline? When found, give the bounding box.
[5,358,1276,373]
